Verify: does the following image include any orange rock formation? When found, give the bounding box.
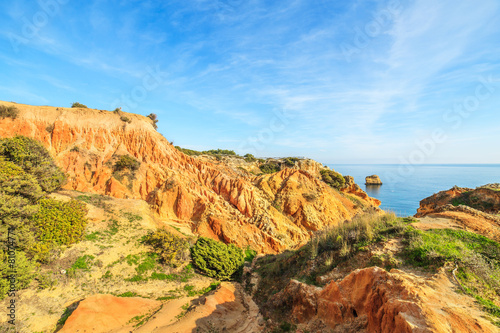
[416,186,500,241]
[271,267,497,332]
[0,101,379,252]
[59,294,161,333]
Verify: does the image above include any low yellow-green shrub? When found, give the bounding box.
[143,229,190,267]
[32,198,88,246]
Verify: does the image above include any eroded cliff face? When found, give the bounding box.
[0,101,379,252]
[269,267,497,333]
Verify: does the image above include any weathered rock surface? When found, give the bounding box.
[344,175,381,207]
[270,267,497,332]
[0,101,380,253]
[415,185,500,241]
[365,174,382,185]
[61,283,263,333]
[59,294,161,333]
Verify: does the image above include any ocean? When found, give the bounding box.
[329,164,500,217]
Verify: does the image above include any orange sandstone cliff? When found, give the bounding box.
[415,185,500,241]
[0,101,379,253]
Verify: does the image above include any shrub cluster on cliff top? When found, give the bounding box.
[320,169,345,190]
[191,237,245,280]
[71,102,87,108]
[259,163,280,174]
[0,105,19,119]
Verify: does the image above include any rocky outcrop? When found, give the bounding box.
[59,294,161,333]
[343,175,382,207]
[0,101,380,253]
[365,175,382,185]
[269,267,497,332]
[416,186,500,241]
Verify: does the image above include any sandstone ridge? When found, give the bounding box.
[0,101,380,253]
[415,185,500,241]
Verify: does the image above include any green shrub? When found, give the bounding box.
[147,113,158,130]
[32,198,88,247]
[191,237,244,280]
[174,146,202,156]
[202,149,236,156]
[0,158,42,254]
[143,229,189,267]
[0,250,36,299]
[71,102,87,108]
[114,155,140,172]
[320,169,345,190]
[244,247,257,263]
[120,116,132,123]
[282,157,299,167]
[244,154,257,162]
[117,291,138,297]
[259,163,280,174]
[0,136,66,193]
[0,157,43,202]
[0,105,19,119]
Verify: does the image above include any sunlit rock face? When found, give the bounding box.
[0,101,380,253]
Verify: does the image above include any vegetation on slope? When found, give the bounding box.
[0,105,19,119]
[0,136,87,299]
[252,212,500,327]
[191,237,245,280]
[174,146,238,157]
[450,189,500,213]
[320,169,346,190]
[143,229,190,267]
[404,228,500,325]
[0,135,66,192]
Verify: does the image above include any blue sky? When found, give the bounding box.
[1,0,500,164]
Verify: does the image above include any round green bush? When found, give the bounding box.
[191,237,244,280]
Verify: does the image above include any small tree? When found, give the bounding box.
[71,102,87,108]
[147,113,158,130]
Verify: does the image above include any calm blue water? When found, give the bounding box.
[329,164,500,217]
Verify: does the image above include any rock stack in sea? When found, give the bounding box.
[365,175,382,185]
